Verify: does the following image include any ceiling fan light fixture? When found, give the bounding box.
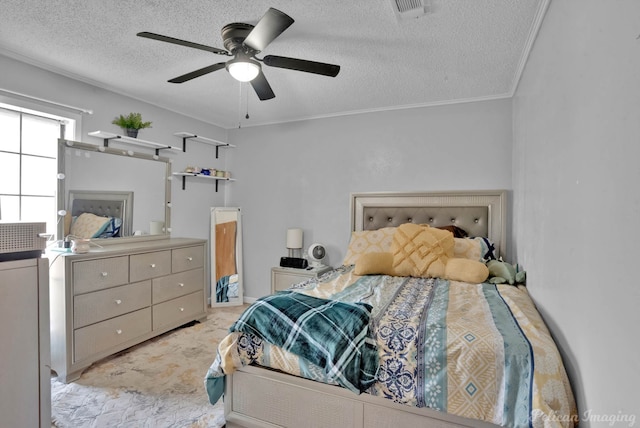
[227,56,260,82]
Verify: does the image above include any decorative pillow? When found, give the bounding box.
[342,227,396,265]
[444,258,489,283]
[70,213,111,239]
[391,223,454,278]
[63,211,73,236]
[453,237,498,262]
[96,217,123,238]
[354,252,395,276]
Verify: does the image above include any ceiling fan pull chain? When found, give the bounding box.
[238,82,242,128]
[245,83,250,120]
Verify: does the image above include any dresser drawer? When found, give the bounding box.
[152,291,204,331]
[72,256,129,295]
[172,245,204,273]
[74,308,151,362]
[74,280,151,328]
[152,268,203,304]
[130,250,171,282]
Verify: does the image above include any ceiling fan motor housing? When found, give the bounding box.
[222,23,256,54]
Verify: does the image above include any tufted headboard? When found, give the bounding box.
[68,190,133,237]
[350,190,507,257]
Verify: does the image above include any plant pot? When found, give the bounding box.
[125,128,139,138]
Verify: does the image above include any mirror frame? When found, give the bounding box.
[56,138,172,244]
[210,206,243,307]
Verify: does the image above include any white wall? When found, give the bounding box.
[513,1,640,423]
[227,99,513,299]
[0,53,229,242]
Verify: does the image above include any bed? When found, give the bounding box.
[205,190,577,428]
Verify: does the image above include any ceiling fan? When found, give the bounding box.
[137,7,340,101]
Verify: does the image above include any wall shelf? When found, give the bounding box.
[174,132,235,158]
[88,131,181,155]
[173,172,235,192]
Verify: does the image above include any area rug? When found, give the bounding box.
[51,305,247,428]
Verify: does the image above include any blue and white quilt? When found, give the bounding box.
[205,265,577,427]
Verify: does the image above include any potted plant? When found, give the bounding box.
[111,112,152,138]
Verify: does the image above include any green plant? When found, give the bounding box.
[111,112,152,130]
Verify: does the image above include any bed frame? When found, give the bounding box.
[224,190,507,428]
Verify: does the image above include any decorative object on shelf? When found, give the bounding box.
[173,172,235,192]
[111,112,152,138]
[286,228,303,258]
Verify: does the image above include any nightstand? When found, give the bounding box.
[271,265,332,293]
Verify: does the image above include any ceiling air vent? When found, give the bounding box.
[390,0,430,21]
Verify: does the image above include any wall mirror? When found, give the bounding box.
[56,139,171,243]
[211,207,243,306]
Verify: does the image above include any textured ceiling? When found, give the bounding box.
[0,0,545,129]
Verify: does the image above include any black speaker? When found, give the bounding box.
[280,257,308,269]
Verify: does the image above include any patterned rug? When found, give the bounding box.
[51,305,247,428]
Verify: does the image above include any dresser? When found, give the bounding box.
[0,258,50,427]
[49,238,207,383]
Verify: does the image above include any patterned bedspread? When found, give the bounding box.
[205,265,577,427]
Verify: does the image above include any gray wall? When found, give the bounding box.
[226,99,513,299]
[513,0,640,422]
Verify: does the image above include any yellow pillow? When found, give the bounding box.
[354,252,395,276]
[391,223,454,278]
[342,227,396,265]
[444,258,489,283]
[70,213,111,239]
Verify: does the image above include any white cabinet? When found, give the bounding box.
[0,258,50,427]
[49,238,207,383]
[271,265,332,293]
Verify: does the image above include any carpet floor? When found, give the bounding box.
[51,305,247,428]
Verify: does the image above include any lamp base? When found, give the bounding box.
[287,248,303,258]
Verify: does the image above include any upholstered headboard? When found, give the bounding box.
[68,190,133,237]
[350,190,507,257]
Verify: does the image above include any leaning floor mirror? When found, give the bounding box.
[210,207,243,307]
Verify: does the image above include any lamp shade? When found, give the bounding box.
[227,57,260,82]
[286,228,303,249]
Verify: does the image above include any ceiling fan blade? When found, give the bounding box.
[137,32,228,55]
[168,63,226,83]
[243,8,294,52]
[263,55,340,77]
[250,71,275,100]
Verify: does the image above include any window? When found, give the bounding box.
[0,103,76,237]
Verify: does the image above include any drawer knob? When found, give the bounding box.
[150,263,156,268]
[178,283,184,287]
[187,257,193,261]
[116,329,122,335]
[179,307,184,312]
[115,299,122,305]
[101,272,108,277]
